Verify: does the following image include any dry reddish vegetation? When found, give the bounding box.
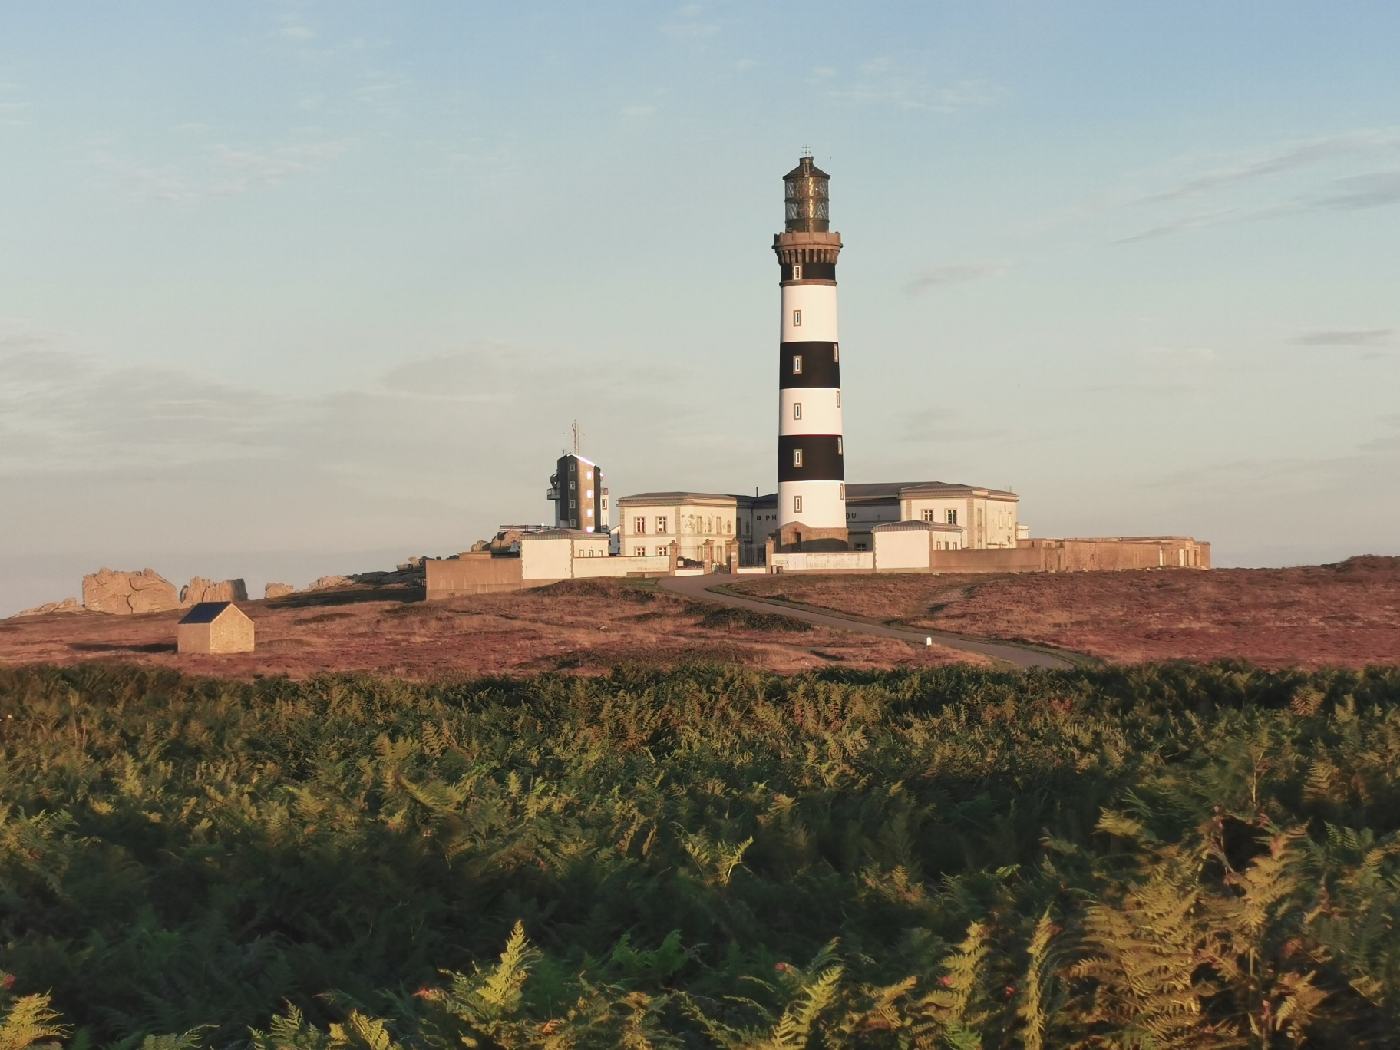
[729,556,1400,669]
[0,578,984,679]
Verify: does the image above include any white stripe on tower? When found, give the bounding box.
[774,152,846,534]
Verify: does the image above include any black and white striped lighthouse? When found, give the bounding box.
[774,152,846,536]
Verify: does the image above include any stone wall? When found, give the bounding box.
[425,554,529,599]
[177,609,254,654]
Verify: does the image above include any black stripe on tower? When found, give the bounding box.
[780,261,837,282]
[779,341,841,388]
[777,434,845,482]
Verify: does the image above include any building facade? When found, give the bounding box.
[843,482,1020,551]
[775,154,846,538]
[547,453,608,534]
[617,492,737,564]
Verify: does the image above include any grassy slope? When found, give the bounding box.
[729,557,1400,668]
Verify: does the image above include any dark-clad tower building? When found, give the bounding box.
[547,452,607,533]
[774,152,846,539]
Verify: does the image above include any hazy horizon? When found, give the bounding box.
[4,3,1399,615]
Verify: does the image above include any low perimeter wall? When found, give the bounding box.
[569,555,672,578]
[769,550,876,574]
[427,552,676,599]
[927,537,1210,574]
[426,554,529,598]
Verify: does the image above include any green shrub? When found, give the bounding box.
[2,662,1400,1045]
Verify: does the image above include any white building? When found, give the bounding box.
[617,492,737,564]
[844,482,1019,551]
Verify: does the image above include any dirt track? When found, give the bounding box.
[659,574,1080,670]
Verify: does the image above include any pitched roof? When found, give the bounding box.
[846,481,1017,501]
[871,519,964,532]
[617,491,737,505]
[179,601,237,624]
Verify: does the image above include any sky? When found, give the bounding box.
[2,2,1399,614]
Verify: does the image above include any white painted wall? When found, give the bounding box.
[779,387,842,436]
[770,550,875,573]
[778,480,844,530]
[571,554,671,578]
[874,529,931,570]
[521,535,573,580]
[780,284,838,342]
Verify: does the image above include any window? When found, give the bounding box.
[794,495,803,513]
[633,546,646,557]
[585,470,592,480]
[793,448,803,468]
[793,402,802,420]
[657,516,667,532]
[792,263,802,280]
[792,309,802,327]
[836,437,843,455]
[833,343,839,362]
[634,516,647,534]
[658,546,669,558]
[840,483,845,499]
[946,510,958,526]
[836,390,840,407]
[792,355,803,375]
[586,507,594,517]
[586,489,593,499]
[921,509,935,522]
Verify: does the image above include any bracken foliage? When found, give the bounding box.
[3,661,1400,1046]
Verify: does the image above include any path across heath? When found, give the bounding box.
[658,573,1081,671]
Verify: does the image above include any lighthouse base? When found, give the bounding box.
[769,521,850,554]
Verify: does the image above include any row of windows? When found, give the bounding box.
[631,515,734,535]
[921,509,959,525]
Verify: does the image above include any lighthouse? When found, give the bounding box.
[774,152,847,542]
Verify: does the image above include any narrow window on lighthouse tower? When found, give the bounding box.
[792,355,803,375]
[794,495,803,513]
[792,309,802,327]
[793,403,802,420]
[793,448,803,468]
[792,263,803,280]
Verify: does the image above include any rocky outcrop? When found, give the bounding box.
[13,597,84,618]
[264,582,295,600]
[305,575,355,592]
[180,577,248,605]
[82,568,181,615]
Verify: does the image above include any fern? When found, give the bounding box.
[0,994,68,1050]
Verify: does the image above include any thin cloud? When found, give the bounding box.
[829,60,1000,113]
[1311,170,1400,211]
[661,4,719,40]
[0,81,30,127]
[1289,328,1395,347]
[904,262,1007,296]
[1138,128,1400,204]
[92,136,352,203]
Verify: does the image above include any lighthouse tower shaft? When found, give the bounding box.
[774,154,846,537]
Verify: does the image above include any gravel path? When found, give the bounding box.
[659,573,1081,671]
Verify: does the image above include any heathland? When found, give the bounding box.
[729,556,1400,669]
[5,661,1400,1046]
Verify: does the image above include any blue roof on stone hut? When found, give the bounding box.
[179,601,235,624]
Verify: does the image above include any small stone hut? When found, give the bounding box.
[177,602,254,655]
